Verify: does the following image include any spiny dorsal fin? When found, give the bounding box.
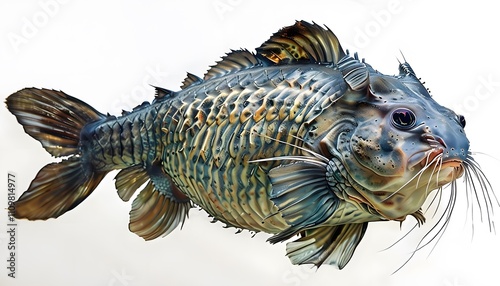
[151,85,174,99]
[181,72,203,89]
[256,21,346,65]
[203,49,261,80]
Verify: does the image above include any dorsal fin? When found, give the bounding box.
[151,85,174,99]
[132,101,151,111]
[181,72,203,89]
[203,49,261,80]
[256,21,346,65]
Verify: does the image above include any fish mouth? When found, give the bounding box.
[407,148,442,171]
[368,151,464,220]
[407,148,465,186]
[408,148,464,169]
[422,149,443,167]
[441,159,463,168]
[440,159,465,181]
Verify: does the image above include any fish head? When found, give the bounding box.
[331,62,469,220]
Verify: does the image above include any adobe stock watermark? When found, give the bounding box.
[6,172,18,279]
[7,0,70,53]
[107,269,134,286]
[453,74,500,118]
[213,0,242,21]
[110,65,170,114]
[350,0,407,49]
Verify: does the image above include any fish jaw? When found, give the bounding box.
[349,152,466,221]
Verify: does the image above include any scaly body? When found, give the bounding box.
[6,21,494,269]
[84,62,377,234]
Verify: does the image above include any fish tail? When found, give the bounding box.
[6,88,107,220]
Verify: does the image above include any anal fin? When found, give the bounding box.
[117,161,192,240]
[129,181,191,240]
[286,223,368,269]
[115,165,149,202]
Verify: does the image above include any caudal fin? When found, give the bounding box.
[6,88,107,220]
[6,88,105,157]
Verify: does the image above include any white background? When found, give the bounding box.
[1,1,500,285]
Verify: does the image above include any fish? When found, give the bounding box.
[5,21,496,269]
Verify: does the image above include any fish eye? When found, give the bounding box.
[391,108,416,129]
[458,114,466,128]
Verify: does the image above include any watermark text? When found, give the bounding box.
[6,172,17,278]
[7,0,70,53]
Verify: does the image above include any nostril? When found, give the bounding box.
[436,137,447,148]
[421,134,447,148]
[421,134,436,147]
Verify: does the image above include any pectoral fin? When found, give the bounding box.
[265,161,339,243]
[286,223,368,269]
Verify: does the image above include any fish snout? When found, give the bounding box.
[420,132,469,162]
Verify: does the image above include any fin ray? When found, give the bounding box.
[13,157,106,220]
[204,49,261,80]
[6,88,109,220]
[181,72,203,89]
[256,21,346,65]
[115,165,149,202]
[152,85,174,99]
[266,161,339,243]
[6,88,105,157]
[286,223,368,269]
[129,181,191,240]
[337,55,370,91]
[128,162,191,240]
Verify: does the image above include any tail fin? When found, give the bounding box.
[6,88,105,157]
[6,88,107,220]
